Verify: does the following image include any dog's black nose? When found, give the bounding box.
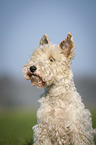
[30,66,37,73]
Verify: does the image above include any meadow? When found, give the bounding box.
[0,109,96,145]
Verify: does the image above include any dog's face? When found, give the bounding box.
[23,33,75,88]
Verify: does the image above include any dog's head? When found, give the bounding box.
[23,33,75,88]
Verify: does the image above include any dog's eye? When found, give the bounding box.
[49,56,55,62]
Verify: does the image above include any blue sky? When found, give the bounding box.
[0,0,96,78]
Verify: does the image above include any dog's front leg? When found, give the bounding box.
[33,123,52,145]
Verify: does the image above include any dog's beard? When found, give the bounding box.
[31,74,46,88]
[24,68,49,88]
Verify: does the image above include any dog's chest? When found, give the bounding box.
[37,96,76,124]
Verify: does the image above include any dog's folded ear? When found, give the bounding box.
[59,33,75,59]
[40,34,50,45]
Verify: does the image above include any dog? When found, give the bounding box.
[23,33,95,145]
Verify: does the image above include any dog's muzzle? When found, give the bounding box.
[24,65,46,88]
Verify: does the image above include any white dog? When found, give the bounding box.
[23,33,95,145]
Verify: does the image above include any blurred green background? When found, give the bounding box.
[0,0,96,144]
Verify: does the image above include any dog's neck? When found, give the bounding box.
[44,70,76,97]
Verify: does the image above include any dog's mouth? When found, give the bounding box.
[27,71,46,88]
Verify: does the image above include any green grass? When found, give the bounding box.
[91,110,96,144]
[0,109,36,145]
[0,109,96,145]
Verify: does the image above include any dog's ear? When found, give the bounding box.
[40,34,50,45]
[59,33,75,59]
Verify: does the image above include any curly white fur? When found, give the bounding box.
[23,33,95,145]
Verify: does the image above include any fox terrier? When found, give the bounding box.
[23,33,95,145]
